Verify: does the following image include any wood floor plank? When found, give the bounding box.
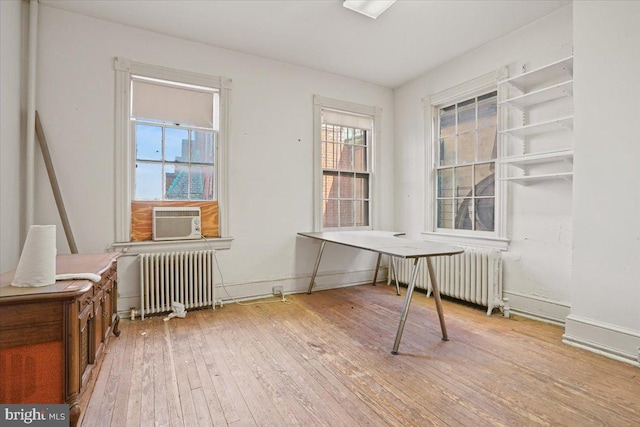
[82,285,640,427]
[171,314,200,427]
[184,310,228,427]
[108,316,138,427]
[196,310,256,426]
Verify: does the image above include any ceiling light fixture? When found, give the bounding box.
[343,0,396,19]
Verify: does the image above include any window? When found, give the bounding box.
[426,67,508,247]
[114,58,231,247]
[131,77,217,202]
[435,91,497,232]
[313,96,380,231]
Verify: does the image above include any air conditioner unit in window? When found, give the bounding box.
[152,207,201,241]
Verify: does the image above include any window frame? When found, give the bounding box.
[423,68,510,250]
[313,95,381,232]
[113,58,232,250]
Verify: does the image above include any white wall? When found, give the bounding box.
[393,6,574,323]
[29,6,394,309]
[0,0,25,273]
[564,1,640,366]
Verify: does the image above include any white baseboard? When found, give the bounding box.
[503,290,570,326]
[117,267,387,315]
[563,314,640,367]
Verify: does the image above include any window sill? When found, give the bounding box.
[420,232,509,251]
[109,237,233,255]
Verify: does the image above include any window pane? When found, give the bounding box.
[355,201,369,227]
[326,124,338,143]
[478,126,497,161]
[475,163,495,197]
[455,198,473,230]
[458,132,475,163]
[336,144,353,170]
[439,137,455,166]
[135,162,162,200]
[440,105,456,137]
[457,99,475,134]
[340,127,349,143]
[475,198,494,231]
[353,146,367,172]
[478,94,497,129]
[455,166,473,197]
[323,199,339,228]
[323,171,338,199]
[437,168,454,197]
[164,163,189,200]
[355,174,369,199]
[190,165,214,200]
[165,128,189,162]
[340,200,354,227]
[339,173,353,199]
[437,199,453,229]
[354,129,366,145]
[191,130,214,164]
[322,142,338,169]
[136,124,162,161]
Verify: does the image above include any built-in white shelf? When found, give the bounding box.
[499,149,573,169]
[499,116,573,139]
[501,56,573,92]
[499,80,572,110]
[498,55,574,186]
[501,172,573,186]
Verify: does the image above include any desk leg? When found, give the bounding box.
[391,257,421,354]
[307,241,326,294]
[371,253,382,286]
[390,257,401,296]
[426,257,448,341]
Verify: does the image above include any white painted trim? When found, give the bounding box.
[503,290,570,326]
[421,231,509,251]
[117,266,388,315]
[113,58,231,244]
[426,68,508,107]
[563,315,640,367]
[110,237,233,254]
[312,95,381,232]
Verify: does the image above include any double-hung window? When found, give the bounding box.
[313,96,380,231]
[435,91,497,232]
[114,58,231,247]
[132,77,217,202]
[427,68,507,246]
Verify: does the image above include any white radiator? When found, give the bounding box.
[393,248,503,315]
[139,250,215,320]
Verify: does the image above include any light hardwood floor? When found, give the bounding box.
[82,284,640,426]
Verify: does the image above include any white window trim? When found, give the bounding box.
[113,58,232,251]
[313,95,381,232]
[422,68,509,249]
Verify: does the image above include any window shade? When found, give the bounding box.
[322,109,372,130]
[132,79,215,129]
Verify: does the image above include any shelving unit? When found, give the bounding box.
[498,55,574,185]
[501,172,573,186]
[500,149,573,168]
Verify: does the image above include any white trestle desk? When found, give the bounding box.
[298,231,464,354]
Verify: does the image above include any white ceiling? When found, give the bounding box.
[41,0,571,88]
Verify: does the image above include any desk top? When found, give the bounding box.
[298,231,463,259]
[0,253,120,302]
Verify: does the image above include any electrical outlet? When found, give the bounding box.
[272,285,283,296]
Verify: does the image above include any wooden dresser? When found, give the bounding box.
[0,253,120,427]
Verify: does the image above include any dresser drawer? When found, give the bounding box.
[76,289,93,312]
